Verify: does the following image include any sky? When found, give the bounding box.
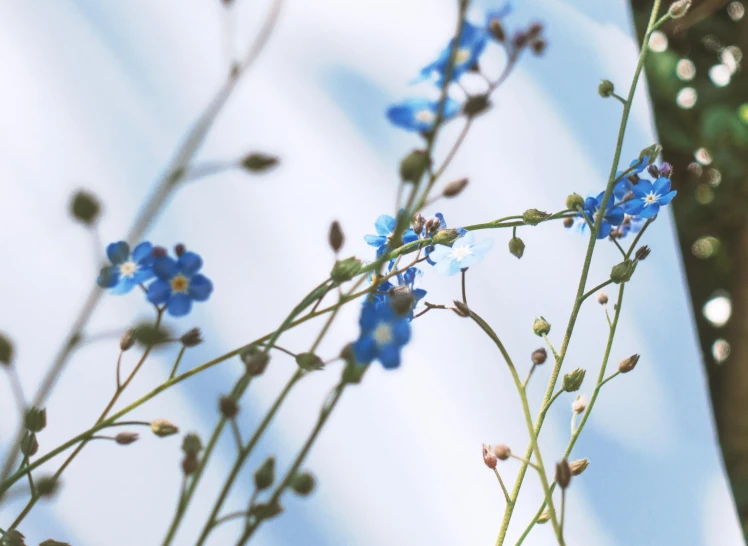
[0,0,743,545]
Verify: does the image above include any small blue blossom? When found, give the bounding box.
[427,231,494,275]
[97,241,155,295]
[353,302,411,369]
[386,98,461,132]
[624,177,677,219]
[423,213,467,264]
[146,251,213,317]
[581,192,625,239]
[613,215,646,238]
[374,266,427,319]
[364,214,418,258]
[417,22,490,85]
[628,156,650,174]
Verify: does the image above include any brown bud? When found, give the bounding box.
[530,38,546,55]
[570,458,589,476]
[182,453,199,475]
[21,432,38,457]
[219,396,240,419]
[425,217,441,235]
[152,246,167,258]
[452,300,470,317]
[482,444,497,469]
[180,328,203,347]
[493,444,511,461]
[563,217,574,228]
[618,354,640,373]
[531,348,547,365]
[443,178,469,198]
[329,221,344,252]
[36,475,60,497]
[635,245,651,261]
[489,19,505,42]
[174,243,186,257]
[597,292,609,305]
[555,459,572,489]
[412,213,425,235]
[240,346,270,376]
[120,329,136,351]
[115,432,139,445]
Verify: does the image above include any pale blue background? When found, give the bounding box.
[0,1,742,545]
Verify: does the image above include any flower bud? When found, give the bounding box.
[120,329,136,352]
[241,152,279,173]
[531,348,547,365]
[36,475,60,497]
[639,144,662,165]
[482,444,497,469]
[182,453,199,475]
[240,345,271,376]
[555,459,572,489]
[290,471,316,495]
[182,433,203,456]
[452,300,470,317]
[180,328,203,347]
[219,396,240,418]
[537,509,551,524]
[390,286,416,316]
[399,149,430,183]
[412,213,426,235]
[329,221,344,252]
[115,432,139,445]
[331,257,363,283]
[0,333,14,367]
[597,292,609,305]
[443,178,470,198]
[563,217,574,228]
[532,317,551,337]
[562,368,586,392]
[509,237,525,259]
[522,208,550,226]
[431,228,465,246]
[493,444,512,461]
[174,243,186,257]
[21,432,38,457]
[610,259,636,284]
[133,323,172,347]
[464,95,491,117]
[250,500,283,520]
[572,394,587,414]
[254,456,276,490]
[152,246,167,258]
[570,458,589,476]
[530,38,546,56]
[25,407,47,433]
[598,80,615,98]
[489,19,505,42]
[3,531,26,546]
[565,193,584,210]
[659,162,673,178]
[40,540,71,546]
[618,353,640,373]
[70,189,101,226]
[150,418,179,437]
[424,217,441,235]
[668,0,692,18]
[635,245,651,261]
[647,164,660,178]
[296,352,324,371]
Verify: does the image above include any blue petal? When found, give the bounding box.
[597,222,612,239]
[188,274,213,302]
[435,212,447,229]
[167,293,193,317]
[392,321,411,345]
[132,267,155,285]
[147,279,172,305]
[427,244,451,264]
[97,266,120,289]
[359,304,379,330]
[178,252,203,275]
[403,229,418,244]
[614,179,632,201]
[631,180,654,199]
[154,257,179,280]
[639,203,660,219]
[131,242,153,263]
[364,234,385,247]
[353,337,377,365]
[605,206,625,226]
[106,242,130,265]
[624,200,644,215]
[378,345,401,369]
[471,238,494,258]
[659,190,677,205]
[374,215,396,236]
[653,177,671,195]
[110,275,137,296]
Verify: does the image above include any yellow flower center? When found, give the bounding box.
[454,47,472,66]
[373,323,393,346]
[119,261,138,278]
[415,109,435,124]
[171,274,190,293]
[644,192,659,204]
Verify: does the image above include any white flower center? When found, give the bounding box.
[119,261,138,278]
[373,323,393,346]
[415,109,435,124]
[644,192,660,205]
[455,47,472,66]
[450,246,473,261]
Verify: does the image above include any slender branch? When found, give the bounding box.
[169,346,186,380]
[581,279,614,302]
[494,468,511,503]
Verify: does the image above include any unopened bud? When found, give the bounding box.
[290,471,316,495]
[493,444,512,461]
[522,208,550,226]
[25,407,47,433]
[572,394,587,414]
[329,221,344,252]
[482,444,497,469]
[563,368,586,392]
[659,162,673,178]
[390,286,415,316]
[182,453,199,475]
[635,245,651,261]
[152,246,167,258]
[489,19,505,42]
[647,164,660,178]
[431,228,466,246]
[555,459,572,489]
[240,346,270,376]
[150,418,179,437]
[3,531,26,546]
[21,432,38,457]
[296,352,324,371]
[668,0,691,18]
[509,237,525,259]
[531,38,546,55]
[182,433,203,456]
[241,152,279,173]
[70,189,101,226]
[452,300,470,317]
[610,259,636,284]
[570,458,589,476]
[597,292,609,305]
[598,80,615,98]
[399,149,430,183]
[639,144,662,165]
[174,243,186,257]
[563,217,574,228]
[443,178,470,198]
[250,500,283,520]
[412,213,426,235]
[36,475,59,497]
[538,509,551,523]
[531,348,547,365]
[120,329,136,351]
[40,541,71,546]
[618,354,640,373]
[532,317,551,337]
[331,256,363,284]
[115,432,139,445]
[219,396,240,419]
[0,333,13,367]
[566,193,584,210]
[180,327,203,347]
[464,95,491,117]
[425,217,441,235]
[255,456,276,490]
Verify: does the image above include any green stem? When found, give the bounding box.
[581,279,614,302]
[169,346,186,379]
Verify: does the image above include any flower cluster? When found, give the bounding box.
[573,158,677,239]
[353,212,493,369]
[97,242,213,317]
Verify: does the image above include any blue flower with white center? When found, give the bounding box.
[387,98,461,133]
[97,241,156,295]
[364,214,419,258]
[374,266,427,319]
[417,21,489,85]
[427,231,494,276]
[353,302,411,369]
[423,212,467,264]
[146,251,213,317]
[581,192,625,239]
[614,214,646,238]
[624,177,677,219]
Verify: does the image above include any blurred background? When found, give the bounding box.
[0,0,745,544]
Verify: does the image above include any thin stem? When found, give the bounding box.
[230,419,243,450]
[581,279,614,302]
[115,350,124,390]
[461,268,468,305]
[493,468,511,503]
[5,367,26,414]
[610,235,627,258]
[560,489,566,540]
[599,371,620,389]
[611,93,627,105]
[21,457,35,499]
[169,346,186,380]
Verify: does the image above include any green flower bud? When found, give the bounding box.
[240,345,270,376]
[25,407,47,433]
[254,456,276,491]
[289,471,316,495]
[182,433,203,456]
[331,257,363,284]
[452,300,471,317]
[36,475,59,497]
[522,208,550,226]
[0,332,14,367]
[532,317,551,337]
[399,149,430,183]
[570,458,589,476]
[241,152,279,173]
[21,432,38,457]
[150,418,179,437]
[638,143,662,165]
[296,352,325,371]
[537,509,551,524]
[250,500,283,520]
[219,396,240,418]
[133,323,172,347]
[463,95,491,117]
[562,368,586,392]
[598,80,615,98]
[508,236,525,259]
[431,228,464,246]
[70,189,101,226]
[610,259,636,284]
[565,193,584,210]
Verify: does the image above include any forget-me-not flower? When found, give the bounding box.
[387,98,461,133]
[417,22,489,85]
[624,177,677,219]
[353,302,411,369]
[581,192,625,239]
[427,231,494,275]
[146,251,213,317]
[97,241,155,295]
[374,266,427,319]
[364,214,419,258]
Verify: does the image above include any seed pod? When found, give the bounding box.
[532,317,551,337]
[120,329,136,351]
[570,458,589,476]
[493,444,512,461]
[150,418,179,437]
[482,444,497,469]
[329,221,344,252]
[219,396,240,419]
[555,459,572,489]
[115,432,139,445]
[182,433,203,456]
[531,348,547,365]
[619,354,640,373]
[241,152,279,173]
[240,346,271,376]
[563,368,586,392]
[509,237,525,259]
[443,178,469,198]
[598,80,615,98]
[70,189,101,226]
[180,328,203,347]
[254,456,276,490]
[290,471,316,495]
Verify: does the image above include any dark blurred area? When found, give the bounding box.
[631,0,748,539]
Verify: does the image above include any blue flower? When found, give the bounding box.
[387,98,461,132]
[146,251,213,317]
[353,302,411,369]
[423,212,467,264]
[374,266,427,319]
[629,156,650,174]
[485,4,513,30]
[417,22,490,85]
[97,241,156,295]
[364,214,419,258]
[624,177,677,219]
[581,192,625,239]
[614,214,646,238]
[427,231,494,275]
